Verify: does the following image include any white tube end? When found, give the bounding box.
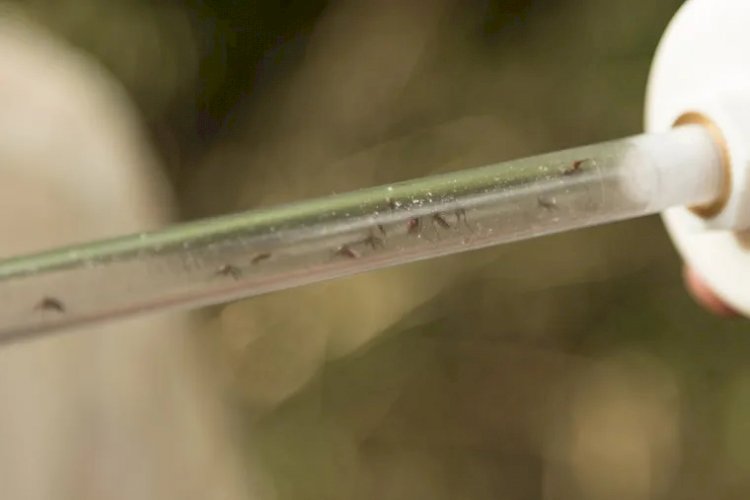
[647,0,750,315]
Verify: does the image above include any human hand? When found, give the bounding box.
[684,266,741,318]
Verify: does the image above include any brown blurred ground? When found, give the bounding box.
[11,0,750,499]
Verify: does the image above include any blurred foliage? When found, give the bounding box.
[10,0,750,499]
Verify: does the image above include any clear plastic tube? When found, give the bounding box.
[0,125,724,341]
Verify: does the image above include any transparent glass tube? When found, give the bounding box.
[0,125,724,341]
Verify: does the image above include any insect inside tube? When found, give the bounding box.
[407,217,422,236]
[432,213,451,230]
[563,159,587,176]
[537,195,557,210]
[334,244,360,259]
[251,253,272,265]
[454,208,472,231]
[36,296,65,313]
[216,264,242,279]
[361,232,385,250]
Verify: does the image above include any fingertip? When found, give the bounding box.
[683,266,741,318]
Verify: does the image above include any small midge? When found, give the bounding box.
[537,195,557,210]
[251,253,272,265]
[362,234,384,250]
[407,218,422,236]
[216,264,242,279]
[36,297,65,313]
[334,244,360,259]
[432,213,451,230]
[564,159,587,176]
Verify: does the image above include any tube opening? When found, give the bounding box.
[674,112,732,217]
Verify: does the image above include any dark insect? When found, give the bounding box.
[376,224,387,237]
[537,195,557,210]
[361,233,384,250]
[334,244,360,259]
[407,217,422,236]
[564,159,586,176]
[454,208,472,231]
[432,213,451,230]
[216,264,242,279]
[36,296,65,313]
[251,253,272,265]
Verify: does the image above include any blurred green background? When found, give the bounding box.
[12,0,750,498]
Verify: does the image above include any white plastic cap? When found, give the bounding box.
[647,0,750,316]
